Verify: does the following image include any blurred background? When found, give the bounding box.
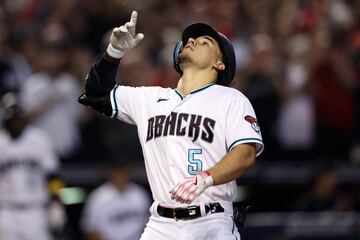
[0,0,359,239]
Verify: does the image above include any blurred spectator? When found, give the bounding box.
[0,57,18,96]
[349,32,360,165]
[303,0,356,160]
[239,33,283,160]
[1,0,357,164]
[276,33,315,160]
[0,20,32,96]
[20,24,82,161]
[78,110,143,164]
[309,38,354,160]
[0,0,359,239]
[294,163,354,212]
[0,92,63,240]
[81,158,150,240]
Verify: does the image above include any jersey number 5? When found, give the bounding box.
[188,149,203,175]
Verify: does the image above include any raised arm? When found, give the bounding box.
[78,11,144,116]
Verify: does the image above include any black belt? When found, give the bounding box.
[157,202,224,220]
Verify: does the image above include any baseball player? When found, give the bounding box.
[0,94,61,240]
[79,11,264,240]
[81,159,150,240]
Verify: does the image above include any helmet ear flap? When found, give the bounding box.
[173,41,183,74]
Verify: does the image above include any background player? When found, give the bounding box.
[0,93,63,240]
[81,157,150,240]
[79,11,264,240]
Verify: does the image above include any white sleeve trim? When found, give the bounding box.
[228,138,264,157]
[110,85,119,118]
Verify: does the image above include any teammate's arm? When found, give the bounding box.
[170,143,256,204]
[47,173,65,197]
[26,94,65,122]
[78,11,144,115]
[47,173,67,238]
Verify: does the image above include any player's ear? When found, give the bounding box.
[213,60,225,71]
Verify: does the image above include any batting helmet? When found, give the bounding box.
[0,92,22,122]
[173,23,236,86]
[0,92,26,138]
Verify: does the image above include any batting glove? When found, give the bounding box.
[170,171,214,204]
[107,11,144,59]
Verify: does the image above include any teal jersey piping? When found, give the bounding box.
[174,89,183,100]
[112,85,119,118]
[190,83,215,94]
[174,83,216,100]
[228,137,263,151]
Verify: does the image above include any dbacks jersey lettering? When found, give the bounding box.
[146,112,215,143]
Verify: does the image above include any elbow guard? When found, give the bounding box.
[78,93,112,117]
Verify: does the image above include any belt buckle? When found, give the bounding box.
[173,207,183,221]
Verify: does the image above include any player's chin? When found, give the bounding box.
[180,53,192,64]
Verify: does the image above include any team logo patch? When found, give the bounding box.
[244,115,260,134]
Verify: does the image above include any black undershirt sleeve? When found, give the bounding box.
[94,52,121,90]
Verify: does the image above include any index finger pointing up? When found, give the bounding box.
[130,11,138,25]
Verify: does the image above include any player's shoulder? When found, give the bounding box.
[0,130,9,145]
[126,183,150,206]
[116,85,166,93]
[212,84,249,101]
[56,73,81,92]
[23,72,49,92]
[23,126,52,143]
[143,86,172,95]
[87,182,118,203]
[127,183,148,197]
[24,72,48,85]
[115,85,171,99]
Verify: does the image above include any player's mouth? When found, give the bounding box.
[184,44,193,50]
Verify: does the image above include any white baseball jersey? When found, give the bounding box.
[0,126,59,240]
[81,182,150,240]
[110,83,264,205]
[0,126,59,204]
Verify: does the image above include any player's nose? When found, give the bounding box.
[187,38,196,46]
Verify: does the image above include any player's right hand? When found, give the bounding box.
[170,171,214,204]
[107,11,144,59]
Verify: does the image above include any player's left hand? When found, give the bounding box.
[170,171,214,204]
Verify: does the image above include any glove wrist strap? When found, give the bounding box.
[201,170,214,188]
[107,44,125,59]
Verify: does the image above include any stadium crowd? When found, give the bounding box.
[0,0,359,239]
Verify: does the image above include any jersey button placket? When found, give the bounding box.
[168,136,176,168]
[167,135,178,194]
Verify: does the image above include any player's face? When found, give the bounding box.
[40,47,67,75]
[108,166,132,189]
[180,36,223,70]
[4,116,26,139]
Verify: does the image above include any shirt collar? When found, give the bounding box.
[175,83,216,100]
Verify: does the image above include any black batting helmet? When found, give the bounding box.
[0,92,26,138]
[173,23,236,86]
